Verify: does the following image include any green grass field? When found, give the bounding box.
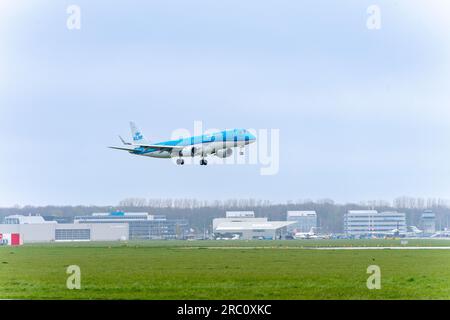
[1,239,450,299]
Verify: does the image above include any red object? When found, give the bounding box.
[11,233,20,246]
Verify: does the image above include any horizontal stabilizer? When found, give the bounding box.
[108,146,136,152]
[119,135,131,145]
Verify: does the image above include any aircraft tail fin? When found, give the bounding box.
[130,121,149,144]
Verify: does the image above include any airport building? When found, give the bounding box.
[344,210,407,237]
[420,210,436,234]
[213,211,295,240]
[74,211,189,240]
[3,215,57,225]
[286,211,317,233]
[0,215,128,243]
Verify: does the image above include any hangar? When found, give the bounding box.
[0,215,128,243]
[213,211,295,240]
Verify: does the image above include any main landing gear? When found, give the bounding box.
[176,158,208,165]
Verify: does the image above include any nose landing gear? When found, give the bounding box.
[176,158,185,165]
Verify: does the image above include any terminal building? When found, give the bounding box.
[286,211,317,234]
[344,210,407,237]
[74,211,189,240]
[0,215,128,243]
[420,210,436,234]
[213,211,295,240]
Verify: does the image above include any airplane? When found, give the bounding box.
[293,227,325,240]
[431,229,450,238]
[382,227,408,238]
[408,226,423,234]
[405,226,423,237]
[109,122,257,166]
[387,228,401,237]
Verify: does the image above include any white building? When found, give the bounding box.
[0,215,128,243]
[74,212,153,223]
[225,211,255,218]
[4,215,57,225]
[75,211,189,240]
[286,211,317,233]
[344,210,407,237]
[421,210,436,234]
[213,211,295,240]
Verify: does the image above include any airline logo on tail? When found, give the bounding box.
[130,121,148,143]
[133,132,143,142]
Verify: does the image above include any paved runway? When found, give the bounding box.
[181,246,450,250]
[312,246,450,250]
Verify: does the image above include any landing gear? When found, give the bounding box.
[176,158,185,165]
[239,147,244,155]
[200,159,208,166]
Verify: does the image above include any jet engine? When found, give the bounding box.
[179,146,198,157]
[215,148,233,158]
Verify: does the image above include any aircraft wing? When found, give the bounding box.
[109,144,185,152]
[135,144,185,151]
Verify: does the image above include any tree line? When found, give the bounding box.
[1,197,450,233]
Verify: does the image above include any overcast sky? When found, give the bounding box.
[1,0,450,206]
